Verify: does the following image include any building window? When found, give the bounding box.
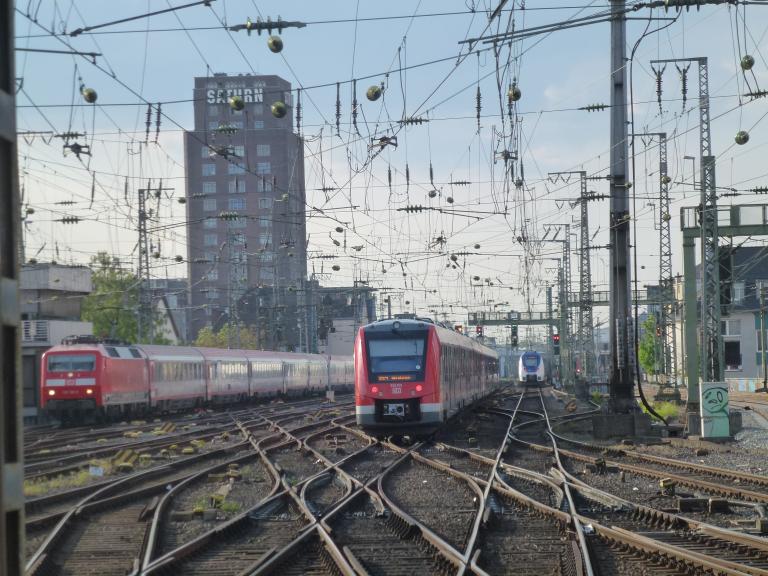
[202,182,216,195]
[230,218,247,229]
[256,162,271,175]
[258,197,272,210]
[202,146,213,159]
[261,252,273,262]
[202,163,216,176]
[253,120,265,129]
[259,233,272,247]
[203,217,217,229]
[204,251,217,263]
[203,198,216,211]
[259,217,272,229]
[722,319,741,336]
[256,178,272,192]
[208,121,218,131]
[252,104,263,116]
[229,163,246,175]
[204,234,218,247]
[733,281,745,304]
[725,340,742,370]
[233,145,245,158]
[232,233,246,245]
[256,144,271,157]
[232,108,243,116]
[230,120,244,129]
[206,288,219,300]
[228,179,246,194]
[229,198,245,210]
[206,269,218,281]
[261,269,274,281]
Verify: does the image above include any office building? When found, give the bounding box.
[185,73,307,341]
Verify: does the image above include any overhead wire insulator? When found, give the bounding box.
[429,163,434,187]
[676,63,690,111]
[651,64,666,114]
[388,165,392,194]
[578,103,607,112]
[145,103,152,144]
[154,103,161,143]
[751,186,768,194]
[352,80,359,136]
[406,164,410,191]
[476,85,482,131]
[58,216,80,224]
[398,117,427,125]
[335,82,341,135]
[296,88,302,135]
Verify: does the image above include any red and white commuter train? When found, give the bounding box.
[41,336,353,421]
[354,317,499,436]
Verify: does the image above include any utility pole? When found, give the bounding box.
[631,131,679,402]
[608,0,634,413]
[546,224,573,390]
[549,171,601,384]
[1,0,24,570]
[137,181,152,343]
[760,282,767,392]
[652,56,719,431]
[137,180,172,344]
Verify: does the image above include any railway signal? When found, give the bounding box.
[553,333,561,355]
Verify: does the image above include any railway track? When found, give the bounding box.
[512,387,768,575]
[28,385,768,575]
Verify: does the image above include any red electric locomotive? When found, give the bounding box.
[355,317,499,437]
[40,337,148,421]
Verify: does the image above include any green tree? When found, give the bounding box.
[81,252,168,344]
[194,324,260,349]
[638,315,661,377]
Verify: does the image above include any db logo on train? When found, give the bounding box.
[66,379,76,386]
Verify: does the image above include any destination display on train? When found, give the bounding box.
[375,374,413,382]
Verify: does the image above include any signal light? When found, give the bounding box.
[415,384,423,392]
[553,333,561,356]
[476,325,484,337]
[371,386,379,394]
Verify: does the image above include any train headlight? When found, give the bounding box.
[371,386,379,394]
[86,388,93,395]
[48,389,56,396]
[415,384,423,392]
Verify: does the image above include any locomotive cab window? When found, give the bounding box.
[47,354,97,372]
[365,332,428,382]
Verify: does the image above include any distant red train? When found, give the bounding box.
[354,318,499,437]
[41,336,353,421]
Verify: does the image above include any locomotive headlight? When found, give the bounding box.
[48,390,56,396]
[371,386,379,394]
[86,388,93,395]
[415,384,423,392]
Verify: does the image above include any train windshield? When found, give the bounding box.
[523,354,539,368]
[47,354,96,372]
[367,337,426,374]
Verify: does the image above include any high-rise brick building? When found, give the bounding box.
[185,73,307,342]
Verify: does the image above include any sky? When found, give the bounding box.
[13,0,768,342]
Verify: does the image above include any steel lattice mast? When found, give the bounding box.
[651,57,720,413]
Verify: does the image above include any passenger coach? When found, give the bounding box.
[355,317,499,436]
